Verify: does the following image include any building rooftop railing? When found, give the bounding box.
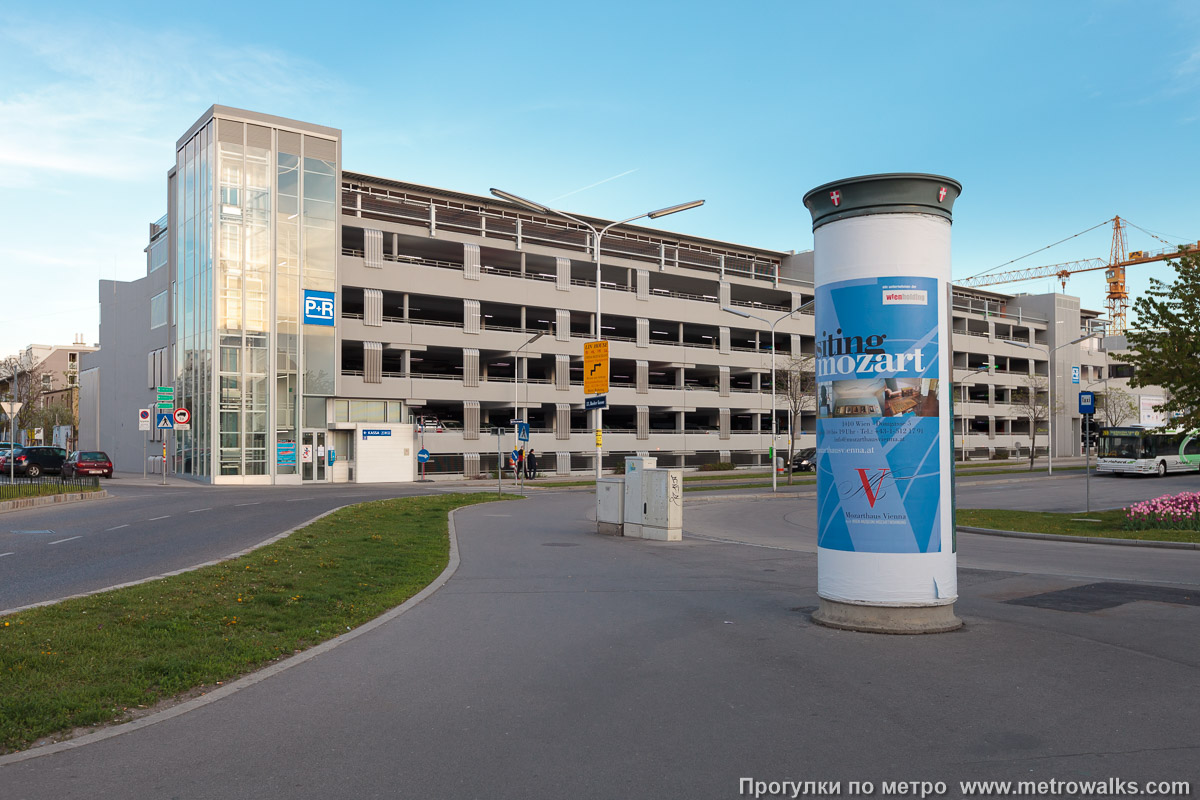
[342,184,781,284]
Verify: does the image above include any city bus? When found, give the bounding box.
[1096,426,1200,477]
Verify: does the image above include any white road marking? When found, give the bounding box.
[189,508,212,513]
[48,536,82,545]
[148,516,170,521]
[0,552,13,558]
[106,525,129,531]
[235,502,260,507]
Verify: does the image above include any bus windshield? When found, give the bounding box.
[1098,431,1144,459]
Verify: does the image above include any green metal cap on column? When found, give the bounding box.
[803,173,962,231]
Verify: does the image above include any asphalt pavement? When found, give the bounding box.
[2,489,1197,798]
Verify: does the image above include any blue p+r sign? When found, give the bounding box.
[303,290,336,326]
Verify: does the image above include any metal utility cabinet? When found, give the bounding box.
[596,476,625,535]
[622,457,656,538]
[642,468,683,541]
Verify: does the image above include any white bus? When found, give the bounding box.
[1096,426,1200,477]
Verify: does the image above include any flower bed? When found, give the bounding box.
[1125,491,1200,531]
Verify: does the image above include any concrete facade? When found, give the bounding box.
[79,105,1144,484]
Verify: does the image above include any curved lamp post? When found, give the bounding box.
[719,302,812,493]
[490,188,703,480]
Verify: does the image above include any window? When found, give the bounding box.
[42,373,52,389]
[151,290,168,329]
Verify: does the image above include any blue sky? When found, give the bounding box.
[2,1,1199,357]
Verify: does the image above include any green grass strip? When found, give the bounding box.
[0,482,102,501]
[0,492,513,753]
[955,508,1200,544]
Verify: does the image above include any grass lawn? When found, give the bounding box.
[955,508,1200,544]
[0,480,102,502]
[0,492,512,753]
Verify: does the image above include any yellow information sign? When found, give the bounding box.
[595,430,603,447]
[583,340,609,395]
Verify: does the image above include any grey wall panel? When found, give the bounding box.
[365,229,384,269]
[364,289,383,326]
[464,243,481,280]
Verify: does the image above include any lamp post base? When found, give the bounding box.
[812,597,962,635]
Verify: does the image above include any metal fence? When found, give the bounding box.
[0,475,102,501]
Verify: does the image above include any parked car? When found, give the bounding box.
[63,450,114,478]
[791,447,817,472]
[416,416,444,433]
[0,446,68,478]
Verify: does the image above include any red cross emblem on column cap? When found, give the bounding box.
[937,186,947,202]
[830,190,841,207]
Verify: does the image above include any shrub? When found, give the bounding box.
[699,462,735,472]
[991,448,1010,461]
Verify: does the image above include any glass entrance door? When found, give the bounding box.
[302,431,327,481]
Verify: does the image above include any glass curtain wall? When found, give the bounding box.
[216,123,272,476]
[302,144,336,418]
[276,149,300,473]
[175,123,214,478]
[176,114,337,482]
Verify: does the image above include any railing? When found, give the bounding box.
[728,299,791,312]
[344,185,782,283]
[0,475,101,501]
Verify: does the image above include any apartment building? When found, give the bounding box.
[2,338,97,449]
[79,106,1135,484]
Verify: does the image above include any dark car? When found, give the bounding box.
[791,447,817,472]
[64,450,114,478]
[0,446,68,478]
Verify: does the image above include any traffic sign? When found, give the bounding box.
[417,448,431,463]
[1071,366,1080,385]
[585,395,607,410]
[583,340,609,395]
[1079,391,1095,415]
[138,408,151,432]
[173,407,191,425]
[516,422,530,442]
[156,412,174,430]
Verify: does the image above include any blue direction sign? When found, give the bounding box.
[1072,366,1080,385]
[1079,391,1095,415]
[516,422,530,442]
[156,411,175,430]
[585,395,607,410]
[417,448,430,463]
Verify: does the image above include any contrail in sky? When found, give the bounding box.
[549,169,638,202]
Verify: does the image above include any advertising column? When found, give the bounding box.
[803,174,962,633]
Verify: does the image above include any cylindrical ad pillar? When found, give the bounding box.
[802,174,962,633]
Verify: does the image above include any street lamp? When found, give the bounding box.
[513,330,544,488]
[720,302,813,493]
[1045,331,1103,475]
[491,188,703,479]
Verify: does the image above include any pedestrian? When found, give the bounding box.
[525,448,538,479]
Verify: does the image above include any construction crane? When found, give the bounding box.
[958,216,1200,334]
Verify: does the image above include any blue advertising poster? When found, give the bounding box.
[277,441,297,466]
[816,276,942,553]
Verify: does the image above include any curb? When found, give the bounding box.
[0,490,108,515]
[955,526,1200,550]
[0,501,475,764]
[683,493,1198,550]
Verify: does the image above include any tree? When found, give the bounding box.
[0,355,49,444]
[776,354,816,485]
[1095,385,1137,428]
[1124,250,1200,430]
[1011,375,1055,469]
